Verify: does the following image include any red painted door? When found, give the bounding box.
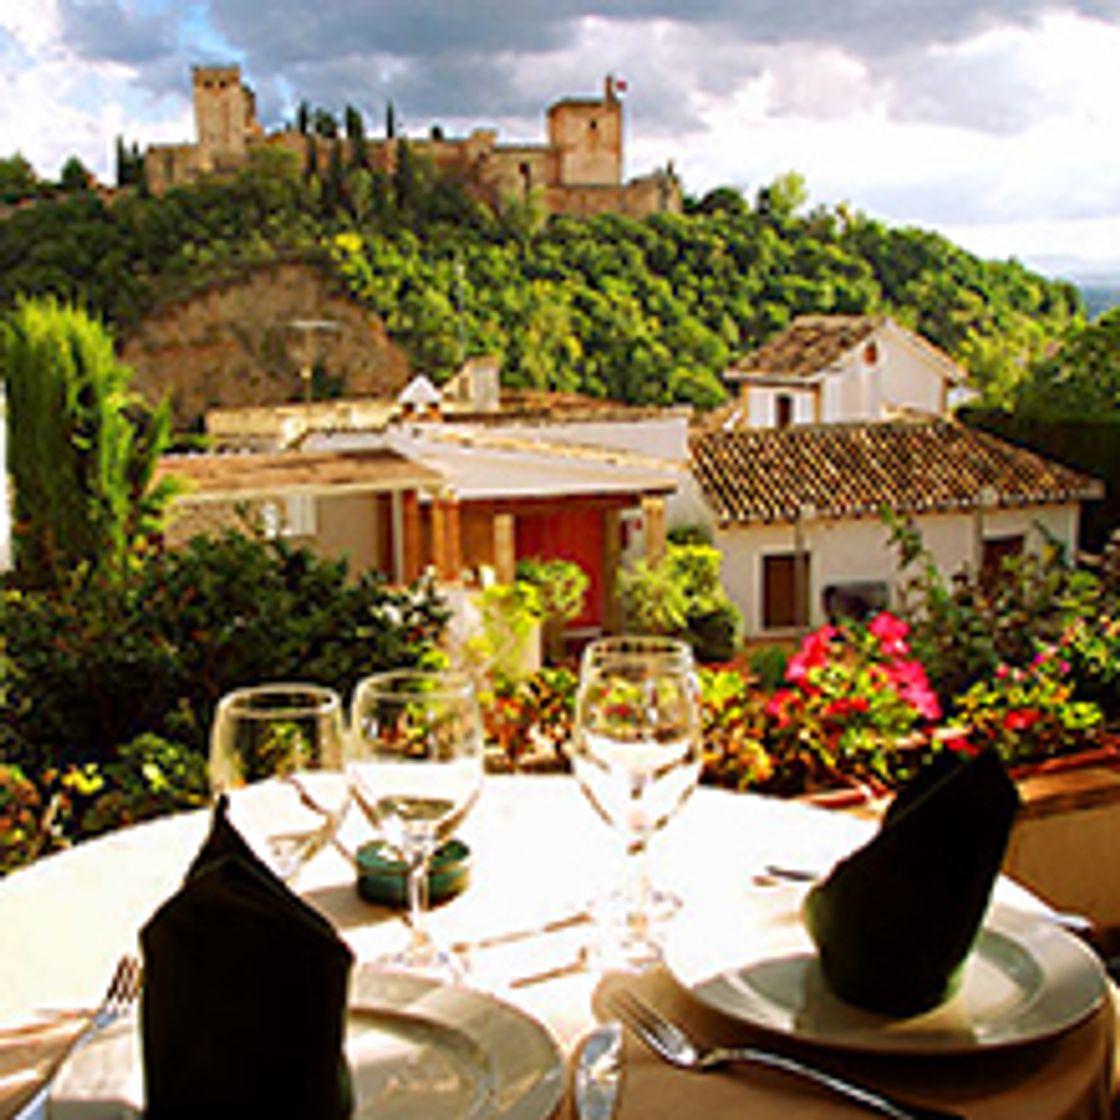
[516,508,604,627]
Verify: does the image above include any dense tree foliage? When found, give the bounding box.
[1014,308,1120,417]
[0,151,1087,411]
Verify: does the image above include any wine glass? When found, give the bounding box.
[571,635,702,969]
[348,669,484,978]
[209,683,349,884]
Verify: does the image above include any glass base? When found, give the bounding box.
[374,928,467,983]
[586,884,683,972]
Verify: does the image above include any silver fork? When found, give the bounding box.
[81,955,144,1037]
[610,989,964,1120]
[15,955,143,1120]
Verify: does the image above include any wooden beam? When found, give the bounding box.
[401,489,421,583]
[494,512,516,583]
[642,496,666,566]
[603,508,622,633]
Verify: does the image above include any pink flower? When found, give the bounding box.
[869,612,911,656]
[901,684,941,721]
[785,626,836,683]
[883,659,926,689]
[996,664,1010,680]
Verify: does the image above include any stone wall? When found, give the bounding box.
[120,260,411,429]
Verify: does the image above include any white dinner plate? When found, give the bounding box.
[664,893,1108,1055]
[45,966,564,1119]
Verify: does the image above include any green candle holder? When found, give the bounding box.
[355,838,471,907]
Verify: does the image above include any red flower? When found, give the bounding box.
[823,696,870,721]
[765,689,795,727]
[1003,708,1042,732]
[945,734,980,757]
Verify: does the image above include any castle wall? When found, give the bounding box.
[143,67,679,218]
[146,144,199,195]
[544,173,680,219]
[484,145,556,205]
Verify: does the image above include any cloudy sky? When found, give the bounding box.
[2,1,1119,281]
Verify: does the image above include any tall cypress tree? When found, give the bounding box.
[344,104,368,169]
[0,299,177,593]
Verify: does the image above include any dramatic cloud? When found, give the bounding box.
[57,0,175,65]
[2,0,1119,275]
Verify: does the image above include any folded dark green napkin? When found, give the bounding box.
[803,749,1019,1016]
[139,795,354,1119]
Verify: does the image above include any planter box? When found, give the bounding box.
[1004,742,1120,948]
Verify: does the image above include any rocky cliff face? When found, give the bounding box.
[121,260,410,428]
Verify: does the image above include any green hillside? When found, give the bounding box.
[0,151,1085,412]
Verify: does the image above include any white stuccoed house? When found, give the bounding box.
[673,315,1103,638]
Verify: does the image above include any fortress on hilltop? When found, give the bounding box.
[145,66,681,218]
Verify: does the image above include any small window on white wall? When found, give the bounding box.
[775,394,794,429]
[259,501,282,540]
[286,494,316,537]
[259,495,317,539]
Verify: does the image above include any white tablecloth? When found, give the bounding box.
[0,775,1112,1119]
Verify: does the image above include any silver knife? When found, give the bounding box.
[574,1021,623,1120]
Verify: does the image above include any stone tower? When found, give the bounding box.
[546,75,623,186]
[193,65,257,174]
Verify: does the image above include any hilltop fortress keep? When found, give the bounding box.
[145,66,681,218]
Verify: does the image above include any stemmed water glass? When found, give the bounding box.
[208,682,350,884]
[571,635,702,969]
[348,669,484,978]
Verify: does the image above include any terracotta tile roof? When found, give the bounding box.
[157,447,444,500]
[726,314,884,381]
[689,418,1104,525]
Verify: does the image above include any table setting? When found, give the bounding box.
[0,637,1115,1119]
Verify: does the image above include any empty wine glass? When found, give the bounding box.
[348,669,484,978]
[209,683,349,884]
[571,635,702,969]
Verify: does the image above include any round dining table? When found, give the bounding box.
[0,774,1114,1119]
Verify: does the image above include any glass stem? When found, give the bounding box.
[624,832,652,935]
[404,842,434,953]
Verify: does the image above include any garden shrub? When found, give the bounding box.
[617,543,742,663]
[481,666,576,770]
[464,580,542,688]
[687,603,741,663]
[952,647,1103,766]
[0,764,45,874]
[698,668,774,791]
[515,557,589,662]
[748,644,789,690]
[886,510,1116,717]
[1,529,449,773]
[760,614,942,791]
